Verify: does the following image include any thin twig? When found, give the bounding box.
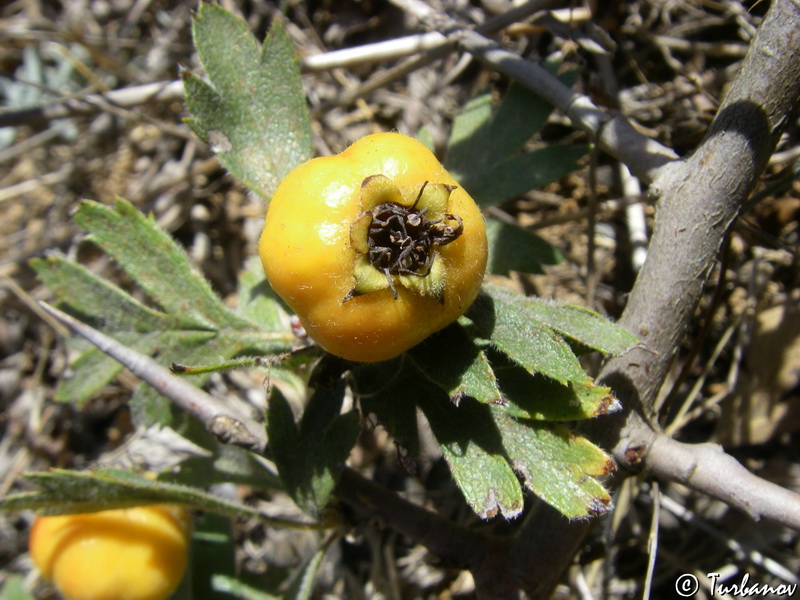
[0,165,72,204]
[659,493,800,584]
[453,28,678,183]
[0,80,184,128]
[38,302,267,453]
[621,165,648,272]
[387,0,678,183]
[585,145,599,308]
[324,0,558,110]
[641,482,660,600]
[301,31,448,72]
[646,435,800,530]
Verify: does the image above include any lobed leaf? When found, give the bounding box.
[493,410,615,519]
[464,145,588,208]
[445,78,585,209]
[31,255,169,331]
[55,335,162,405]
[468,289,592,386]
[54,347,124,404]
[354,358,614,521]
[129,379,175,425]
[484,284,639,355]
[494,357,620,421]
[478,81,567,161]
[446,84,554,179]
[34,197,294,425]
[417,393,524,520]
[445,93,494,177]
[185,3,313,199]
[73,199,246,330]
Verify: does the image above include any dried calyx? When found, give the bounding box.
[347,175,463,302]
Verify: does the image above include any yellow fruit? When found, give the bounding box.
[29,505,191,600]
[259,132,487,362]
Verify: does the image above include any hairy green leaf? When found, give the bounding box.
[445,93,494,176]
[446,77,585,208]
[73,198,243,330]
[464,145,587,208]
[267,381,359,518]
[468,289,591,386]
[408,323,500,403]
[417,394,524,519]
[185,4,313,199]
[354,357,614,520]
[484,284,639,355]
[494,357,619,420]
[493,411,614,519]
[447,80,577,177]
[130,383,174,426]
[54,346,124,404]
[33,198,294,424]
[0,469,300,524]
[480,81,567,160]
[31,255,169,330]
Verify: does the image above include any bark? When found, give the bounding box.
[510,1,800,596]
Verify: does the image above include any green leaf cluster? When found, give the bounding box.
[357,283,636,520]
[30,198,296,426]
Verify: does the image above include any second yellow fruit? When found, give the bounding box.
[29,505,191,600]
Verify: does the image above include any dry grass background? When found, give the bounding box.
[1,0,799,598]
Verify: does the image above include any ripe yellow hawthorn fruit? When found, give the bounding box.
[29,505,191,600]
[259,132,488,362]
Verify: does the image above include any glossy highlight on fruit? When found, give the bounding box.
[259,132,488,362]
[29,505,191,600]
